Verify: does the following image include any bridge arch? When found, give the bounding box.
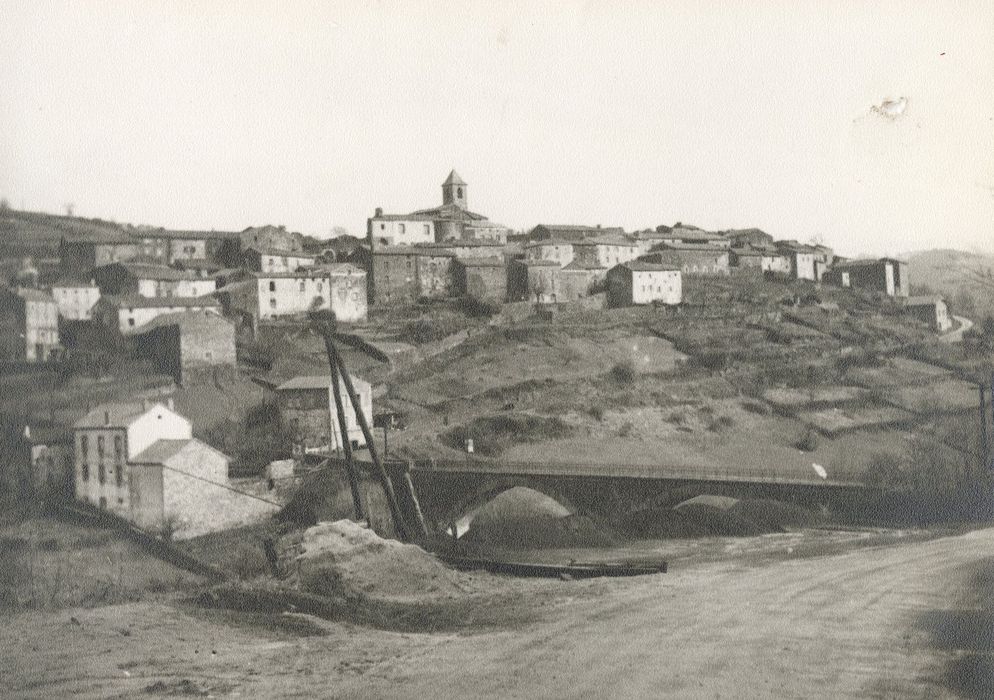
[437,477,579,538]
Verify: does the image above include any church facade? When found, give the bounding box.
[367,171,510,248]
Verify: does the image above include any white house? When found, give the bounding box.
[73,400,192,515]
[51,280,101,320]
[324,263,368,322]
[606,261,682,307]
[243,247,318,274]
[221,270,334,322]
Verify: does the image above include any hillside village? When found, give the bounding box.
[0,170,990,544]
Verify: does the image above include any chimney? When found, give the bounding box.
[103,410,110,425]
[375,207,383,217]
[166,397,174,411]
[141,399,149,411]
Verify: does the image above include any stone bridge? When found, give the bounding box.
[357,456,878,538]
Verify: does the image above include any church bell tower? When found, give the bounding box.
[441,170,467,209]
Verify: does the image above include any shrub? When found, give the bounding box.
[707,415,735,432]
[618,421,634,437]
[229,543,270,580]
[863,450,905,488]
[740,399,770,415]
[457,296,500,318]
[589,404,606,422]
[441,414,574,456]
[666,410,687,425]
[794,428,819,452]
[609,361,636,385]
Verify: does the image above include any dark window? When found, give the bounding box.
[116,464,124,488]
[98,462,105,484]
[97,436,105,459]
[80,435,88,457]
[81,461,89,480]
[114,436,123,461]
[269,281,276,292]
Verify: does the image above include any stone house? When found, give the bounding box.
[647,227,731,250]
[421,240,506,259]
[452,257,507,301]
[369,246,455,304]
[607,261,682,307]
[528,224,625,242]
[59,237,140,277]
[903,296,952,331]
[725,228,774,248]
[556,261,608,301]
[572,235,641,268]
[92,262,217,299]
[824,258,910,298]
[219,270,334,324]
[508,259,559,303]
[640,245,730,276]
[775,242,823,281]
[524,240,575,267]
[508,259,601,304]
[131,229,241,266]
[323,263,368,322]
[275,374,372,453]
[0,287,61,362]
[130,310,237,383]
[462,221,509,244]
[51,278,101,320]
[240,225,302,254]
[94,295,222,334]
[243,247,318,274]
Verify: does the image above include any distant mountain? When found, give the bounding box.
[904,249,994,318]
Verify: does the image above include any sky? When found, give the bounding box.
[1,0,992,256]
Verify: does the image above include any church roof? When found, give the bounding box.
[411,204,489,221]
[443,170,466,186]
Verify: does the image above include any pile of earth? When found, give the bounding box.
[278,519,488,601]
[620,495,821,538]
[460,487,617,549]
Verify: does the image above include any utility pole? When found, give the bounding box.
[980,385,989,472]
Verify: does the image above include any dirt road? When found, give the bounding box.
[941,315,974,343]
[2,527,992,698]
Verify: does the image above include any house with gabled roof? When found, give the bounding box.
[823,257,909,297]
[607,260,682,307]
[72,398,274,537]
[94,294,222,334]
[572,235,641,268]
[274,374,372,453]
[92,262,217,299]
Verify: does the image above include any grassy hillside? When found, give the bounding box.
[0,208,132,257]
[905,249,994,318]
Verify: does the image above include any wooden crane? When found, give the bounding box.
[308,310,413,541]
